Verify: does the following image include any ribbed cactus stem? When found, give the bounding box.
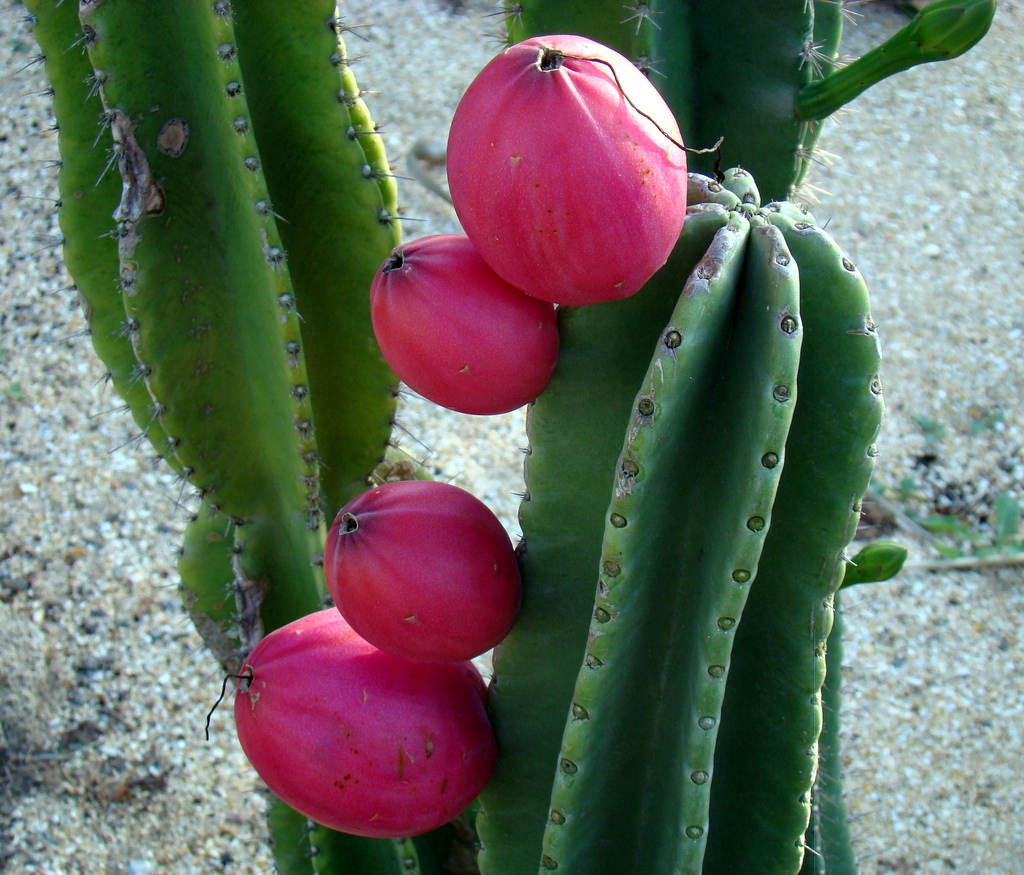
[477,203,732,875]
[801,591,857,875]
[230,0,401,518]
[704,204,883,873]
[77,0,326,638]
[540,208,803,874]
[796,0,996,121]
[25,0,179,469]
[178,501,240,671]
[506,0,647,58]
[508,0,821,199]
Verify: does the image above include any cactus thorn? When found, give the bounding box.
[840,0,872,23]
[621,3,662,35]
[502,2,524,25]
[795,145,838,169]
[15,53,46,75]
[800,40,834,77]
[32,233,64,254]
[255,199,286,222]
[483,29,512,49]
[634,54,666,79]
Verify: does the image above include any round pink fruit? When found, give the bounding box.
[234,609,496,839]
[370,233,559,415]
[447,34,688,306]
[324,480,521,664]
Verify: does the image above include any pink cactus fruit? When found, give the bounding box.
[233,609,497,839]
[324,480,522,663]
[369,233,559,415]
[447,34,688,306]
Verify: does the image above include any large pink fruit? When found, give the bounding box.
[370,234,559,415]
[447,34,688,306]
[234,609,496,839]
[324,480,521,663]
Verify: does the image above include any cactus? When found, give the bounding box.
[535,200,806,874]
[22,0,995,873]
[507,0,994,200]
[28,0,400,649]
[473,172,883,874]
[26,0,421,866]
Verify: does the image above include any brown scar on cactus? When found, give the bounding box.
[157,117,190,157]
[108,109,165,263]
[232,571,270,651]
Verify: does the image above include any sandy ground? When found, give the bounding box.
[1,1,1022,873]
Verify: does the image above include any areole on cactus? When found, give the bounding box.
[22,0,996,873]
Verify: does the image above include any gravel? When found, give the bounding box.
[1,1,1021,872]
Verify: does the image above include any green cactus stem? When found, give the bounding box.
[679,1,825,200]
[506,1,832,200]
[801,591,857,875]
[28,0,430,865]
[231,0,400,518]
[476,172,883,874]
[78,0,325,637]
[539,210,802,874]
[796,0,997,121]
[476,203,732,874]
[805,541,905,875]
[178,500,241,671]
[509,0,993,200]
[811,0,845,68]
[506,0,651,66]
[268,799,423,874]
[25,0,181,469]
[35,0,405,644]
[268,797,482,875]
[703,206,883,873]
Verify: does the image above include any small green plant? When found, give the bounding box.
[919,491,1024,561]
[911,412,947,445]
[969,408,1004,433]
